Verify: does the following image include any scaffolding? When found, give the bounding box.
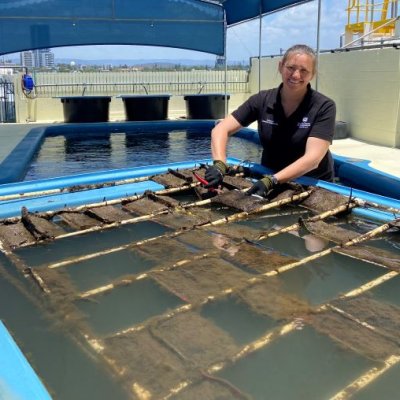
[344,0,399,46]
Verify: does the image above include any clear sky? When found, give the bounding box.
[37,0,347,62]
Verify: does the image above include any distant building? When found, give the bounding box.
[20,48,55,68]
[34,49,55,68]
[1,57,21,76]
[0,66,15,76]
[20,51,34,68]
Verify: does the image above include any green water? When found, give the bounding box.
[77,279,184,336]
[353,363,400,400]
[15,220,169,267]
[201,296,278,345]
[277,252,386,306]
[1,212,398,399]
[364,273,400,307]
[64,249,156,292]
[0,256,129,400]
[218,326,378,400]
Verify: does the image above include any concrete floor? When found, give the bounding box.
[0,123,41,164]
[330,138,400,177]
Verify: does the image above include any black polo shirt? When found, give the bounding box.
[232,84,336,181]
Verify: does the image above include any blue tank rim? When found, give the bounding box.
[0,320,52,400]
[0,120,398,222]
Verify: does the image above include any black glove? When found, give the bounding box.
[228,164,251,177]
[247,175,278,197]
[204,160,227,188]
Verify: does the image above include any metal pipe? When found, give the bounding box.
[315,0,322,91]
[342,16,399,47]
[370,0,375,23]
[224,8,228,116]
[258,1,262,92]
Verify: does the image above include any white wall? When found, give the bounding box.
[249,48,400,148]
[12,70,249,123]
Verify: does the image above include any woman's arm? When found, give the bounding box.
[274,137,331,183]
[210,115,243,163]
[248,136,331,197]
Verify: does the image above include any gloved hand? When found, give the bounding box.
[204,160,227,188]
[246,175,278,197]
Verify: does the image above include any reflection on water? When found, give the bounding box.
[277,252,386,306]
[24,129,263,180]
[64,133,112,156]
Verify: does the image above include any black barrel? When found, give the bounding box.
[184,94,230,119]
[60,96,111,123]
[121,95,170,121]
[334,121,349,139]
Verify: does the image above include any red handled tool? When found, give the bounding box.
[193,171,217,192]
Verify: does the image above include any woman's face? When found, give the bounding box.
[279,52,315,93]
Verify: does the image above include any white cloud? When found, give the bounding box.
[227,0,347,59]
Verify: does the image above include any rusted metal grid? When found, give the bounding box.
[0,165,399,400]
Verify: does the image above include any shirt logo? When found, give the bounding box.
[262,118,278,126]
[298,117,311,129]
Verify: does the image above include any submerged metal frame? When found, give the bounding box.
[0,167,399,399]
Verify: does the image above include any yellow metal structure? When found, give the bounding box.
[345,0,399,44]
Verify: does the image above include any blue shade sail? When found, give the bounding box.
[0,0,312,56]
[222,0,312,25]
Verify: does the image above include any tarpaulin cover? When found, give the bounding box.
[0,0,312,56]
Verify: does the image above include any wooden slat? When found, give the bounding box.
[85,205,133,223]
[58,212,101,230]
[0,222,35,248]
[122,197,169,215]
[21,210,65,240]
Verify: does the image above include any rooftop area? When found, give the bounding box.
[0,2,400,398]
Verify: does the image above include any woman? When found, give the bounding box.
[205,44,336,197]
